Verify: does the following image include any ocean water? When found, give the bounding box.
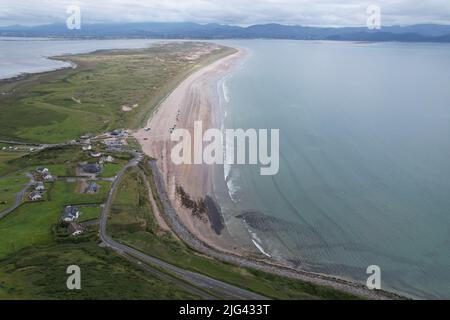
[215,40,450,299]
[0,37,156,79]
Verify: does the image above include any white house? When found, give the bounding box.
[35,182,45,191]
[90,152,102,158]
[36,167,49,174]
[68,222,84,236]
[43,173,54,181]
[29,192,42,201]
[63,206,81,222]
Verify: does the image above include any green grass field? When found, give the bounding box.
[0,146,111,259]
[2,145,90,177]
[0,174,29,212]
[0,179,112,259]
[0,152,27,176]
[78,206,102,223]
[0,242,198,300]
[0,42,235,143]
[98,163,123,178]
[108,167,358,300]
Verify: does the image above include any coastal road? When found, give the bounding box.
[0,173,35,220]
[98,153,268,300]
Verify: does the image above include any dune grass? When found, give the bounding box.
[0,42,235,143]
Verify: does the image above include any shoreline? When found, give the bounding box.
[134,45,404,300]
[135,47,247,255]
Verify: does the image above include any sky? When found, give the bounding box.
[0,0,449,27]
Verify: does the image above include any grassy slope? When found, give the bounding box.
[0,43,236,143]
[0,152,27,176]
[0,173,29,211]
[78,206,101,222]
[0,242,198,300]
[108,167,358,300]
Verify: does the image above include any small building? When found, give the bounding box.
[83,163,102,174]
[36,167,49,174]
[82,145,92,151]
[110,129,122,136]
[85,182,99,194]
[89,152,102,158]
[67,222,84,236]
[42,173,54,181]
[34,182,45,191]
[63,206,80,222]
[99,155,114,164]
[29,191,42,201]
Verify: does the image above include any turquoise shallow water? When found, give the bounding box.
[216,40,450,299]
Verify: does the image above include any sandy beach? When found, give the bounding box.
[134,47,248,254]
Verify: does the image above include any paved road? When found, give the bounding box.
[0,139,42,147]
[0,173,35,219]
[98,153,268,300]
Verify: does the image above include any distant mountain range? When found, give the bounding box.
[2,22,450,42]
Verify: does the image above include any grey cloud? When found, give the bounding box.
[0,0,449,27]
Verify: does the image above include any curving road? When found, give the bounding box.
[98,153,268,300]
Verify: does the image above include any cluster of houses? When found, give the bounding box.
[89,152,114,165]
[28,182,44,201]
[36,167,54,181]
[103,129,129,151]
[62,205,84,236]
[28,167,54,201]
[78,134,116,175]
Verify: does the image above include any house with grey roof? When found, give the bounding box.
[68,222,84,236]
[29,191,42,201]
[42,172,54,181]
[63,206,80,222]
[85,182,99,194]
[34,182,45,191]
[82,163,102,174]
